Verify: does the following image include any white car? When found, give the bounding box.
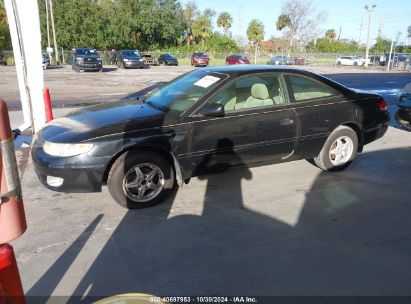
[336,56,370,66]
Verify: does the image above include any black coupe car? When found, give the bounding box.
[32,66,389,209]
[158,54,178,66]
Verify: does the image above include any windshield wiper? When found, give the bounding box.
[136,96,168,112]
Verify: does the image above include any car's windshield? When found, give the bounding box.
[194,53,206,57]
[75,49,98,56]
[163,54,173,58]
[123,50,140,57]
[144,70,227,113]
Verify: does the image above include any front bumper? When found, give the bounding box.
[124,61,145,68]
[31,140,110,193]
[74,62,102,70]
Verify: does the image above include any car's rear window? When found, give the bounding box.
[288,75,338,102]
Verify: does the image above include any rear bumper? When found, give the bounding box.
[363,120,390,145]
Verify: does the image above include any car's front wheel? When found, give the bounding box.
[108,151,175,209]
[313,126,358,171]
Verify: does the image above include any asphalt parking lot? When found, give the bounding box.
[2,65,411,300]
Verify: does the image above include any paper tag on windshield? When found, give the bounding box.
[194,75,220,88]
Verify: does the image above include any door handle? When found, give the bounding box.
[280,118,294,126]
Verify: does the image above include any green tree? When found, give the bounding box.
[0,0,12,50]
[276,14,290,31]
[216,11,232,36]
[247,19,264,44]
[192,14,212,46]
[371,37,391,53]
[325,29,336,40]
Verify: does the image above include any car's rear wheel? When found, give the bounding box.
[353,61,358,66]
[337,61,341,66]
[108,151,175,209]
[313,126,358,171]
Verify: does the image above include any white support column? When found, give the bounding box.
[4,0,46,134]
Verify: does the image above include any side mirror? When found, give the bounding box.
[200,103,225,117]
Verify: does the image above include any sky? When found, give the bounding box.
[180,0,411,45]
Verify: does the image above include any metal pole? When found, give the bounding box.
[387,39,394,71]
[45,0,50,49]
[49,0,59,65]
[364,4,376,68]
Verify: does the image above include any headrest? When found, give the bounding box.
[251,83,269,100]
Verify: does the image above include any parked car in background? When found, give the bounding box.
[267,55,293,65]
[141,52,158,66]
[369,55,384,66]
[0,51,7,65]
[293,56,308,65]
[42,53,50,70]
[72,48,102,72]
[116,50,145,69]
[158,54,178,66]
[335,56,369,66]
[225,54,250,65]
[32,65,390,209]
[191,52,209,67]
[395,83,411,130]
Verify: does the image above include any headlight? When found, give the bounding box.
[43,141,94,157]
[97,57,102,61]
[123,58,129,62]
[139,58,144,62]
[75,57,84,61]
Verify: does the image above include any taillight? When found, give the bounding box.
[378,99,387,111]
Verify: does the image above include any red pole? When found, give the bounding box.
[43,88,53,122]
[0,244,25,304]
[0,100,27,243]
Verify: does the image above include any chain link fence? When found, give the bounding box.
[1,49,410,71]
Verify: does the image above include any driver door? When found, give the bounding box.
[189,73,298,173]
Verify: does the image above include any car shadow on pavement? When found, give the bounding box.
[27,146,411,300]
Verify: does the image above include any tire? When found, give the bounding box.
[313,126,358,171]
[353,61,358,66]
[395,111,411,131]
[108,151,175,209]
[337,61,341,66]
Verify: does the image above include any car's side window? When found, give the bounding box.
[287,75,338,102]
[207,74,287,112]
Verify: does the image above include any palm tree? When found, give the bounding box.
[276,14,290,31]
[183,0,198,46]
[247,19,265,64]
[325,29,336,41]
[192,15,212,47]
[247,19,265,44]
[217,12,233,36]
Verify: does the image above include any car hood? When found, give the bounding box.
[41,99,176,143]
